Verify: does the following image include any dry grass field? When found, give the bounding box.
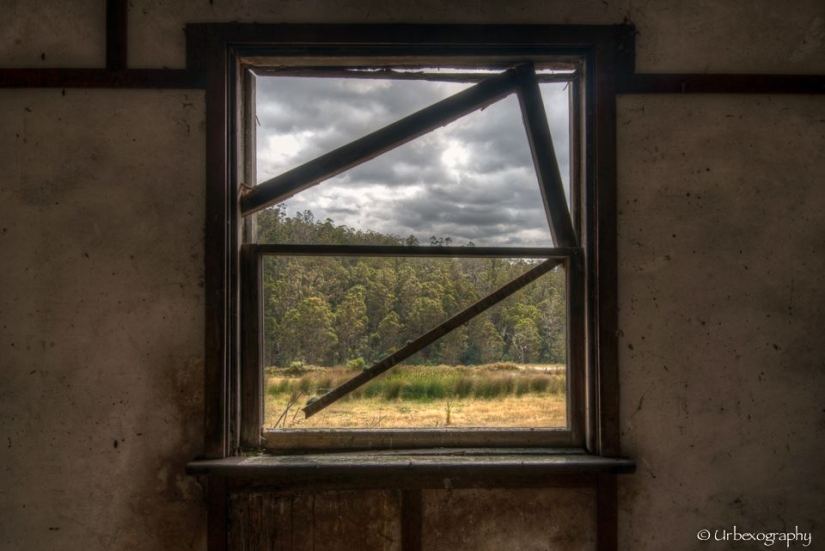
[264,363,567,429]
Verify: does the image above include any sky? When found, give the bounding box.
[255,71,571,247]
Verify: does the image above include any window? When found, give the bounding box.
[199,25,623,457]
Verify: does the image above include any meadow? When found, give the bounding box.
[264,362,567,429]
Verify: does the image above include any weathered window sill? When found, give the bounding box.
[187,449,635,490]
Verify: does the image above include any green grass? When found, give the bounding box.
[266,363,565,403]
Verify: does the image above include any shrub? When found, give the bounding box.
[266,378,295,396]
[528,375,550,393]
[514,377,531,396]
[523,373,566,394]
[364,381,384,398]
[315,375,334,393]
[474,375,514,399]
[346,357,366,370]
[400,378,448,401]
[547,375,566,395]
[383,380,407,400]
[297,377,313,394]
[453,376,475,398]
[485,361,520,371]
[284,360,307,375]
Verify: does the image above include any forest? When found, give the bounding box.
[259,205,567,370]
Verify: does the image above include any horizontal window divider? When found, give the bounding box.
[246,243,580,258]
[240,66,523,215]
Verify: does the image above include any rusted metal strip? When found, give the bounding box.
[303,257,563,418]
[515,63,578,248]
[240,67,522,215]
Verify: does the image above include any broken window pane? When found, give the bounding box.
[256,75,572,247]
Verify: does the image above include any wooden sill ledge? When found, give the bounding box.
[187,449,635,490]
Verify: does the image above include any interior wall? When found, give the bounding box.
[1,2,822,551]
[0,88,207,550]
[617,93,824,550]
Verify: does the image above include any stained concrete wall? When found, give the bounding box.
[0,89,207,550]
[617,94,824,549]
[1,2,823,551]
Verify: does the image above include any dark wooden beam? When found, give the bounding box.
[106,0,128,70]
[303,258,563,418]
[227,471,596,491]
[515,63,578,248]
[596,474,618,551]
[0,69,204,89]
[207,476,228,551]
[593,43,621,458]
[3,69,820,95]
[239,247,263,449]
[619,73,825,95]
[567,250,587,447]
[187,23,631,50]
[203,39,232,459]
[401,490,423,551]
[240,67,521,215]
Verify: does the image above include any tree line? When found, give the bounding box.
[260,206,566,368]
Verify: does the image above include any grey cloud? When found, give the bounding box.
[324,206,360,217]
[256,77,467,156]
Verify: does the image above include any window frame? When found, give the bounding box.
[245,63,582,451]
[196,24,627,458]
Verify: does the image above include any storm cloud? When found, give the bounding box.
[256,72,571,247]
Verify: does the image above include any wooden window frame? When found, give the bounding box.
[195,24,628,459]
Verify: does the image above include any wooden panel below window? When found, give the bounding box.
[423,487,596,551]
[228,490,401,551]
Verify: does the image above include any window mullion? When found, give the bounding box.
[252,243,578,258]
